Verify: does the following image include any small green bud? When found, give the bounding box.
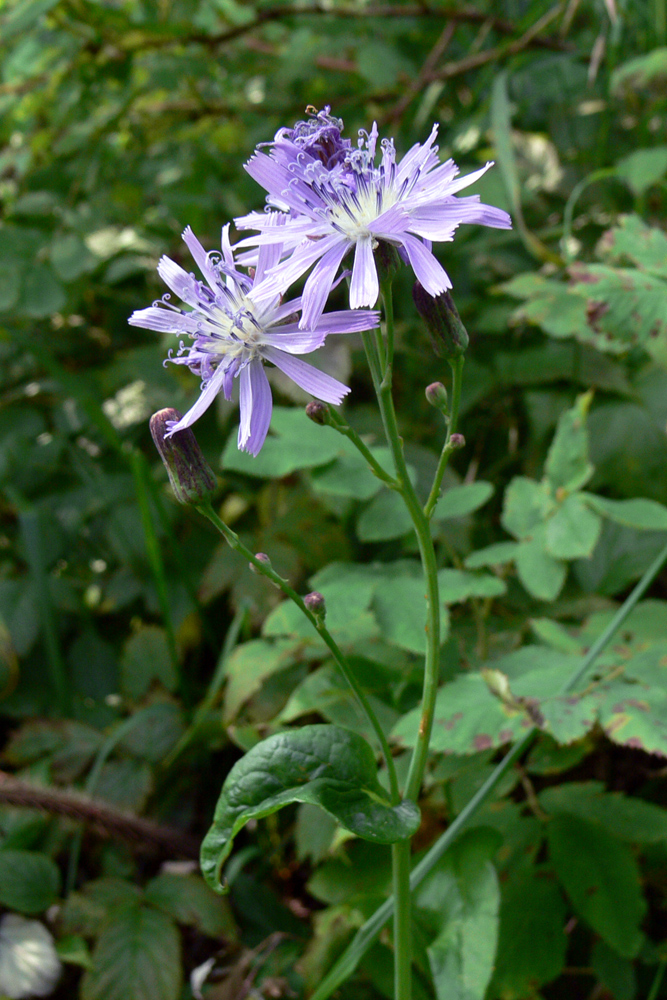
[304,591,326,623]
[449,433,465,450]
[149,409,217,505]
[250,552,272,574]
[425,382,448,412]
[412,282,469,359]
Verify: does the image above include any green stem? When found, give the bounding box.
[310,536,667,1000]
[647,959,666,1000]
[424,355,465,519]
[392,839,413,1000]
[325,406,398,489]
[196,503,400,805]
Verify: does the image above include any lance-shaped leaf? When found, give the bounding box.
[201,725,420,892]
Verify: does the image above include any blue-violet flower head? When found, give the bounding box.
[129,223,379,455]
[235,107,512,328]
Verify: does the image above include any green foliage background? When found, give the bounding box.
[2,0,667,997]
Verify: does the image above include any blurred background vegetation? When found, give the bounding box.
[2,0,667,997]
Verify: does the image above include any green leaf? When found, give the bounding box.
[120,625,177,698]
[501,477,553,540]
[0,850,60,914]
[221,407,344,478]
[417,829,500,1000]
[545,494,602,559]
[144,873,236,938]
[490,71,521,217]
[357,489,414,541]
[310,448,385,501]
[50,234,97,281]
[222,638,303,722]
[610,47,667,96]
[571,264,667,352]
[0,262,21,312]
[591,940,637,1000]
[372,574,449,654]
[490,867,567,997]
[81,903,182,1000]
[437,569,506,603]
[545,391,594,492]
[200,725,420,891]
[582,493,667,531]
[616,148,667,196]
[600,215,667,277]
[539,782,667,844]
[516,530,567,601]
[434,482,494,521]
[18,263,66,318]
[464,541,519,569]
[547,813,645,957]
[1,0,61,40]
[598,679,667,756]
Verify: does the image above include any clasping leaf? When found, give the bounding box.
[201,724,420,892]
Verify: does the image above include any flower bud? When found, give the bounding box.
[305,401,329,425]
[149,409,217,505]
[304,591,326,623]
[425,382,448,412]
[449,433,465,450]
[412,282,469,359]
[250,552,272,574]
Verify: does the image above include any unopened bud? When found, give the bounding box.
[250,552,271,574]
[374,241,403,283]
[306,401,329,425]
[150,409,216,505]
[412,282,469,359]
[425,382,448,412]
[304,591,326,622]
[449,433,465,450]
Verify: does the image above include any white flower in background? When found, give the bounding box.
[0,915,62,999]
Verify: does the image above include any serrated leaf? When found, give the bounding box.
[81,903,182,1000]
[616,148,667,196]
[223,638,302,722]
[0,850,60,915]
[545,391,594,492]
[200,725,420,891]
[434,482,494,521]
[571,264,667,351]
[490,868,567,996]
[144,873,235,939]
[539,781,667,843]
[600,214,667,277]
[545,494,602,559]
[547,813,645,957]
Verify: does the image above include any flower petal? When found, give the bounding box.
[300,239,350,328]
[238,359,272,455]
[167,362,229,435]
[260,329,327,353]
[128,306,202,335]
[262,346,350,404]
[400,234,452,296]
[313,309,380,335]
[350,237,379,309]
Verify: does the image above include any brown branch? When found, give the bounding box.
[0,772,199,859]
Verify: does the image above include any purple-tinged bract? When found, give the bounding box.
[235,107,512,328]
[129,224,379,455]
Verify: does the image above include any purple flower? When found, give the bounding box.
[235,107,512,328]
[129,224,379,455]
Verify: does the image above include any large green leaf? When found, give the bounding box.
[539,781,667,844]
[547,813,645,957]
[544,391,594,493]
[545,494,602,559]
[221,407,345,477]
[372,574,449,654]
[433,482,494,521]
[582,493,667,531]
[418,829,500,1000]
[200,725,420,892]
[490,867,567,997]
[81,903,182,1000]
[0,850,60,914]
[515,530,567,601]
